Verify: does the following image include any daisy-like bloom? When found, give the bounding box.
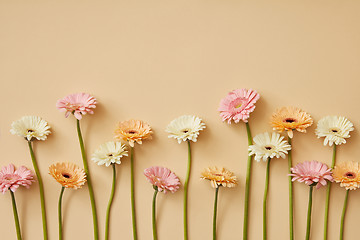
[92,141,128,167]
[0,164,34,194]
[144,166,181,193]
[270,106,313,138]
[56,93,97,120]
[333,161,360,190]
[290,161,333,189]
[218,89,260,124]
[249,132,291,162]
[10,116,51,141]
[315,116,354,147]
[114,119,152,147]
[49,162,86,189]
[166,115,206,144]
[201,167,238,188]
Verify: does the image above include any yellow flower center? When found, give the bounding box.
[235,103,242,108]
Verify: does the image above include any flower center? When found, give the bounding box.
[284,118,296,123]
[62,174,71,179]
[182,129,190,134]
[265,146,272,150]
[331,128,339,133]
[4,176,14,181]
[127,130,138,135]
[108,154,113,157]
[65,102,82,111]
[27,129,34,133]
[345,172,356,179]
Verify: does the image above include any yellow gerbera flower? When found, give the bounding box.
[114,119,152,147]
[49,162,86,189]
[270,106,313,138]
[333,161,360,190]
[201,167,238,188]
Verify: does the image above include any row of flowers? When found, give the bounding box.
[1,90,357,240]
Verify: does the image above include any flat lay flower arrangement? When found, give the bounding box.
[2,90,357,240]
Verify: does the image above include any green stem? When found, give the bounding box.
[27,141,48,240]
[305,186,314,240]
[243,122,253,240]
[288,137,294,240]
[323,145,336,240]
[10,191,22,240]
[152,188,159,240]
[130,146,137,240]
[184,140,192,240]
[263,159,271,240]
[58,187,65,240]
[213,187,220,240]
[76,119,98,240]
[340,190,349,240]
[105,164,117,240]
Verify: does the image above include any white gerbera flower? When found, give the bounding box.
[249,132,291,162]
[166,115,206,144]
[315,116,354,146]
[10,116,51,141]
[92,141,128,167]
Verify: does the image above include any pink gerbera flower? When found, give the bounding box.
[144,166,181,193]
[218,89,260,124]
[0,164,35,194]
[290,161,333,189]
[56,93,97,120]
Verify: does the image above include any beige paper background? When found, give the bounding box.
[1,1,360,239]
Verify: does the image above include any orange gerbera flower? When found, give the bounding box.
[201,167,238,188]
[49,162,86,189]
[114,119,152,147]
[333,161,360,190]
[270,106,313,138]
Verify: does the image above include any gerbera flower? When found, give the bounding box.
[270,106,313,138]
[166,115,206,144]
[201,167,238,188]
[290,161,333,189]
[315,116,354,146]
[144,166,181,193]
[0,164,34,194]
[249,132,291,162]
[218,89,260,124]
[333,161,360,190]
[92,141,128,167]
[56,93,97,120]
[10,116,51,141]
[49,162,86,189]
[114,119,152,147]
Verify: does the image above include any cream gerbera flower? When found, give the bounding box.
[92,141,128,167]
[166,115,206,144]
[114,120,152,147]
[315,116,354,146]
[333,161,360,190]
[10,116,51,141]
[249,132,291,162]
[49,162,86,189]
[270,107,313,138]
[201,167,237,188]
